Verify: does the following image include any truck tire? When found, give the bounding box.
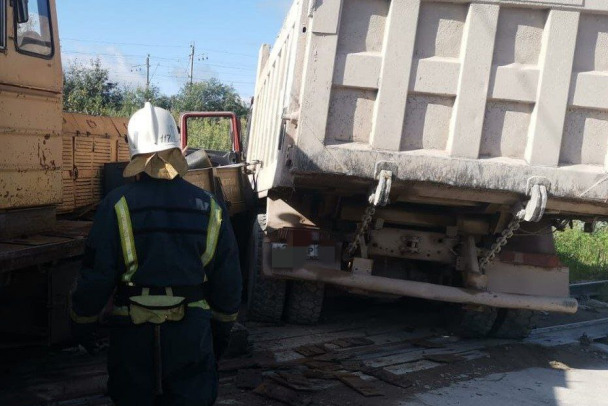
[446,305,497,338]
[489,309,538,339]
[285,281,325,325]
[246,214,286,323]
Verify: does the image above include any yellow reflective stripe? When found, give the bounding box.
[70,310,98,324]
[114,196,138,283]
[111,306,130,317]
[211,310,238,322]
[188,299,211,310]
[201,198,222,266]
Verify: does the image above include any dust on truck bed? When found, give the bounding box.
[247,0,608,217]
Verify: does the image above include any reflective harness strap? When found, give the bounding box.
[111,195,219,318]
[201,198,223,267]
[114,196,139,284]
[200,198,232,320]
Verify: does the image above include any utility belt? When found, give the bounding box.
[112,285,209,325]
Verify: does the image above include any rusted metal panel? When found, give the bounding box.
[368,228,457,264]
[58,136,76,213]
[184,169,214,192]
[117,139,131,162]
[111,116,131,162]
[0,169,62,209]
[0,87,62,135]
[61,113,81,136]
[68,114,122,138]
[110,116,129,138]
[59,115,127,214]
[249,0,608,216]
[0,86,63,210]
[184,167,250,215]
[215,165,250,214]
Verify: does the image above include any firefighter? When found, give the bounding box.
[70,102,242,405]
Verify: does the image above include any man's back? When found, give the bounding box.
[107,175,221,287]
[71,103,242,405]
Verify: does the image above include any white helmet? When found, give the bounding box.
[127,102,181,157]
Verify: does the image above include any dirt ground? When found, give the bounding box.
[214,295,608,406]
[2,293,608,406]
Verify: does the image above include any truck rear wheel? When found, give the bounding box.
[246,214,286,323]
[489,309,538,339]
[285,281,325,325]
[446,305,497,338]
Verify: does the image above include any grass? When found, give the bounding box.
[554,222,608,282]
[186,117,249,152]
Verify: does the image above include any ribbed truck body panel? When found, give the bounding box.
[248,0,608,216]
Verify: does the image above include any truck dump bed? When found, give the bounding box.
[248,0,608,217]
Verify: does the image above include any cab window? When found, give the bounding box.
[185,116,238,167]
[15,0,53,58]
[187,116,234,152]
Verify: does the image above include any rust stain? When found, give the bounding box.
[38,142,51,172]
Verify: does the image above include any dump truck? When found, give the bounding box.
[244,0,608,337]
[0,0,254,345]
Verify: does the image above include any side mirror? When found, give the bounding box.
[15,0,29,24]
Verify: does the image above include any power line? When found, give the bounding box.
[61,37,186,49]
[62,49,181,61]
[62,50,256,71]
[60,37,259,58]
[105,71,255,85]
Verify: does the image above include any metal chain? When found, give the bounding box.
[478,211,525,270]
[344,169,392,260]
[345,204,376,259]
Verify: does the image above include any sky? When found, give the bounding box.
[56,1,293,98]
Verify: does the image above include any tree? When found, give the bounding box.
[173,78,249,117]
[63,58,124,115]
[119,85,172,117]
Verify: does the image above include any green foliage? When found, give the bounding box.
[187,118,234,151]
[119,85,172,117]
[63,62,249,117]
[554,222,608,282]
[172,78,249,117]
[62,62,251,150]
[63,59,124,115]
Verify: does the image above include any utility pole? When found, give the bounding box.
[189,43,195,85]
[146,54,150,91]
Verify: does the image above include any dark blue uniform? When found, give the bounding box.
[71,175,242,405]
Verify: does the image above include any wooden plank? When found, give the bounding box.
[0,206,56,239]
[0,238,86,273]
[364,339,502,369]
[5,235,72,246]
